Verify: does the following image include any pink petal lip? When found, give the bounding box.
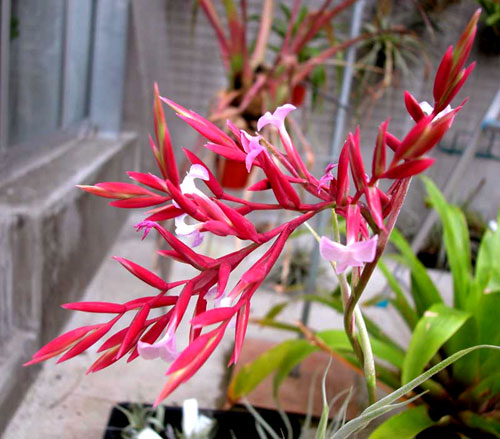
[319,235,378,274]
[138,332,178,363]
[241,132,265,172]
[318,162,338,192]
[257,104,296,131]
[204,286,236,328]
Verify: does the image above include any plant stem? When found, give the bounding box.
[339,273,376,404]
[343,180,411,400]
[354,306,377,404]
[338,273,364,365]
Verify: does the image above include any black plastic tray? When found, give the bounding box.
[104,402,306,438]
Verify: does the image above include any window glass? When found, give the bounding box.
[7,0,94,147]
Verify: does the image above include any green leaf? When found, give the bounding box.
[465,370,500,401]
[253,318,301,333]
[227,339,315,401]
[402,303,470,384]
[389,228,442,316]
[318,330,405,370]
[446,317,479,384]
[331,345,500,439]
[422,176,472,310]
[461,411,500,436]
[378,259,418,329]
[263,301,289,320]
[279,3,291,19]
[475,211,500,295]
[369,405,435,439]
[272,342,316,396]
[299,293,403,352]
[316,359,332,439]
[476,292,500,377]
[486,11,500,27]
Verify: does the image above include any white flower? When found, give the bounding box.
[175,214,204,248]
[179,164,210,200]
[419,101,453,120]
[182,398,215,439]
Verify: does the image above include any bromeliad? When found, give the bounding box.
[26,11,479,406]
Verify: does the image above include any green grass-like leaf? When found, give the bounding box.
[422,176,472,310]
[402,303,470,384]
[331,345,500,439]
[369,405,435,439]
[228,339,313,402]
[389,229,442,316]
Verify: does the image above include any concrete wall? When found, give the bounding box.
[0,133,138,430]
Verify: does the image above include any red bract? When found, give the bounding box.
[26,13,479,405]
[432,9,479,113]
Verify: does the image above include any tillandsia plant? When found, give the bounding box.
[357,0,429,102]
[25,10,478,412]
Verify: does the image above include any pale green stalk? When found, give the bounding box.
[305,215,377,404]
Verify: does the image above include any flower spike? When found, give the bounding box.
[25,17,477,405]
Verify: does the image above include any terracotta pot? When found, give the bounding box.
[291,84,307,107]
[219,158,249,189]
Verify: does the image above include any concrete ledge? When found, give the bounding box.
[0,132,138,432]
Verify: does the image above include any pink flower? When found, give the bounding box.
[257,104,296,131]
[319,235,378,274]
[318,162,337,192]
[241,132,265,172]
[138,332,178,363]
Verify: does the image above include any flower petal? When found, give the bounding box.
[174,215,204,248]
[179,164,210,198]
[257,104,296,131]
[187,164,210,181]
[274,103,296,121]
[350,236,378,263]
[419,101,434,116]
[204,286,218,301]
[187,230,204,248]
[319,237,349,262]
[138,332,178,363]
[175,214,197,236]
[245,146,264,172]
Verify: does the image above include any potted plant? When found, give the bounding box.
[24,11,493,438]
[197,0,415,188]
